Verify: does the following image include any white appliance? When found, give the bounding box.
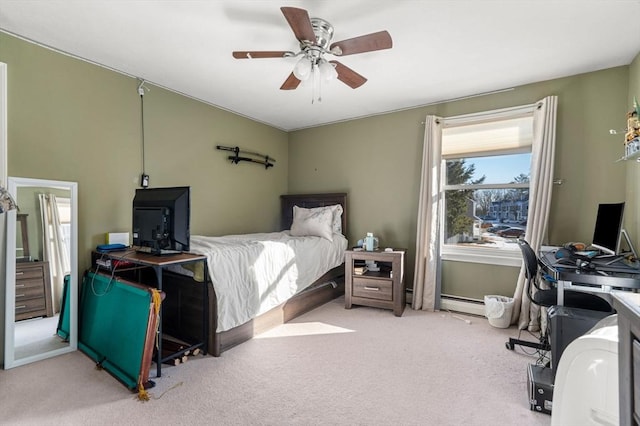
[551,314,619,426]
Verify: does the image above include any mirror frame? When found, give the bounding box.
[4,176,78,368]
[1,62,7,369]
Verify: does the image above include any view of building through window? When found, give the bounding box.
[443,153,531,250]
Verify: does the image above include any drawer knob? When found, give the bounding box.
[16,293,25,298]
[16,272,24,276]
[363,286,380,291]
[15,305,26,309]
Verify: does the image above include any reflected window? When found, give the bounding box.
[56,197,72,257]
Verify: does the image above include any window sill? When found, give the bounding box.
[441,246,522,267]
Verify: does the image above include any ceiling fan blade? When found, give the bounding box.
[280,73,302,90]
[330,30,392,56]
[280,7,316,43]
[330,61,367,89]
[232,51,292,59]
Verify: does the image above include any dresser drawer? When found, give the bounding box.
[353,277,393,301]
[15,276,47,290]
[15,261,53,321]
[15,297,46,316]
[15,285,47,301]
[16,266,44,281]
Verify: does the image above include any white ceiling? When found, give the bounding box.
[1,1,639,131]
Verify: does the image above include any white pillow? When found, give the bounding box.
[304,204,343,234]
[290,205,334,241]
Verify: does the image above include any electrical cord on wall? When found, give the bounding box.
[138,79,149,188]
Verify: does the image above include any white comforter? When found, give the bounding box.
[189,232,348,332]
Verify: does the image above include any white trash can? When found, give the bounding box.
[484,295,514,328]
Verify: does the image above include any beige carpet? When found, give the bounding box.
[14,315,69,360]
[0,297,550,425]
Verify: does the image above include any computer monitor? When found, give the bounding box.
[591,202,625,256]
[132,186,190,255]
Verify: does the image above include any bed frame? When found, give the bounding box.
[162,192,348,357]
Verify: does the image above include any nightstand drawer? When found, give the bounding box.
[353,277,393,301]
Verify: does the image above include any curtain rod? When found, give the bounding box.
[420,88,515,108]
[445,101,541,121]
[424,100,543,126]
[429,101,543,126]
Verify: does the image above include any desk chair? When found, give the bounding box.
[505,239,613,352]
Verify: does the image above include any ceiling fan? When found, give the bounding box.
[232,6,392,91]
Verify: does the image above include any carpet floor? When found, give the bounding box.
[0,297,550,425]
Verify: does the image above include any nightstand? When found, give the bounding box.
[345,249,406,316]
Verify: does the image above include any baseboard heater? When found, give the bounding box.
[440,295,486,316]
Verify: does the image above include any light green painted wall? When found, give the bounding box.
[289,66,630,300]
[1,32,289,273]
[626,53,640,256]
[442,261,520,300]
[0,32,288,363]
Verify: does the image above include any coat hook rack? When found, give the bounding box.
[216,145,275,169]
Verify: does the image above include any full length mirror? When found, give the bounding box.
[4,177,78,368]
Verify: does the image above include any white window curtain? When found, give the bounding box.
[412,115,442,310]
[413,96,557,315]
[512,95,558,330]
[39,193,70,312]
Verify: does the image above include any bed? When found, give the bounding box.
[161,193,348,357]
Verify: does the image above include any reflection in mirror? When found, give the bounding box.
[4,177,78,368]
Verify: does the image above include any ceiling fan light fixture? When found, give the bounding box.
[293,57,312,80]
[319,60,338,82]
[233,7,393,94]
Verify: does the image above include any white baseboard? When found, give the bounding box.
[440,297,486,317]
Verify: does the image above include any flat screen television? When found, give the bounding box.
[591,202,625,255]
[132,186,190,255]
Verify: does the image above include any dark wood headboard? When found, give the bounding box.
[280,193,348,235]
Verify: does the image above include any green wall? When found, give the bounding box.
[626,53,640,255]
[442,261,520,301]
[1,32,289,273]
[0,32,288,364]
[289,65,632,300]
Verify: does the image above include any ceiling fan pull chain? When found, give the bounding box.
[317,65,323,103]
[312,63,318,104]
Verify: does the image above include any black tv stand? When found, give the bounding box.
[134,246,183,256]
[91,250,208,378]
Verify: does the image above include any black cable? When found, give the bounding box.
[140,92,146,177]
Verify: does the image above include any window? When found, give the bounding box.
[56,197,72,258]
[441,113,533,265]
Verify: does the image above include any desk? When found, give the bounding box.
[539,250,640,305]
[92,250,208,378]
